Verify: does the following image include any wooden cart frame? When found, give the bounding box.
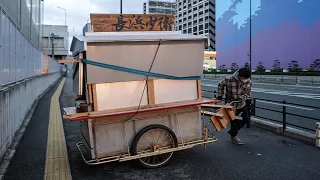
[64,99,237,168]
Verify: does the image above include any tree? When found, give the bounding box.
[310,59,320,71]
[272,60,281,72]
[230,63,239,70]
[288,60,300,72]
[256,62,265,72]
[243,61,250,69]
[219,64,226,69]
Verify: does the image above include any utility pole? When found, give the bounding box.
[249,0,252,71]
[50,33,59,60]
[120,0,123,14]
[50,33,55,59]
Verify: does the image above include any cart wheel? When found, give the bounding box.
[131,124,178,168]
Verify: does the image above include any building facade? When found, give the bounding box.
[175,0,216,50]
[143,0,176,14]
[216,0,320,69]
[42,25,69,59]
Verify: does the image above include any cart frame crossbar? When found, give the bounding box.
[76,137,217,165]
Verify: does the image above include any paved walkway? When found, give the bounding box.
[2,77,320,180]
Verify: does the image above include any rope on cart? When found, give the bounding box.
[80,58,201,80]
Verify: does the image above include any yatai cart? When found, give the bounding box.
[63,31,236,168]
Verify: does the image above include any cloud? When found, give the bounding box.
[43,0,146,52]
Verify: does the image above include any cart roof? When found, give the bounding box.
[70,31,208,56]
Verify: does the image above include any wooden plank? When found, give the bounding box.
[90,14,175,32]
[201,104,233,109]
[58,59,80,64]
[211,116,223,132]
[202,111,224,117]
[197,80,202,100]
[63,99,216,119]
[88,84,93,104]
[92,84,98,111]
[147,79,155,105]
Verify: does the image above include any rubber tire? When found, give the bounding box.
[131,124,178,169]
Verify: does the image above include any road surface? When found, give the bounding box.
[3,77,320,180]
[201,78,320,132]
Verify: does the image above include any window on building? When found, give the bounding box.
[205,9,209,13]
[183,11,187,15]
[188,22,192,26]
[188,28,192,33]
[199,11,204,16]
[205,30,208,33]
[199,4,203,9]
[149,1,157,6]
[179,25,182,30]
[205,23,208,29]
[199,31,203,35]
[188,15,192,19]
[188,9,192,13]
[183,29,187,33]
[183,23,187,28]
[193,26,197,32]
[199,24,203,31]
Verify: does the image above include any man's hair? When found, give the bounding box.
[238,68,251,78]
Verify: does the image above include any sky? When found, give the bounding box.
[43,0,146,51]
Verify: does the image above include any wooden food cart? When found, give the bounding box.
[63,30,236,168]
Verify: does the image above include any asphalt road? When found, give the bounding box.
[58,78,319,180]
[201,78,320,132]
[3,77,320,180]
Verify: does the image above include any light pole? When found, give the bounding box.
[120,0,123,14]
[57,6,67,26]
[249,0,252,71]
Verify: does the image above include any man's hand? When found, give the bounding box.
[216,96,222,100]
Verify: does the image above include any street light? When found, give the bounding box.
[249,0,252,71]
[120,0,123,14]
[57,6,67,26]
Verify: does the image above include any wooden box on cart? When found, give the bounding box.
[63,31,233,167]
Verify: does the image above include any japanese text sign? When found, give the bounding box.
[90,14,175,32]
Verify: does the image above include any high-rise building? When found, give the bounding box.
[175,0,216,51]
[143,0,176,15]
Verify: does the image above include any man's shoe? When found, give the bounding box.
[230,137,244,145]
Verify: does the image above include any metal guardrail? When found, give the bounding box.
[202,89,319,133]
[202,73,320,85]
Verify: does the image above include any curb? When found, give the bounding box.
[251,117,315,145]
[0,76,62,180]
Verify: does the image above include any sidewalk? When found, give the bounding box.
[1,77,320,180]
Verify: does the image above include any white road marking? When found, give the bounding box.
[202,78,320,89]
[256,100,314,111]
[201,83,320,100]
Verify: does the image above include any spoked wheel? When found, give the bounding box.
[131,124,178,168]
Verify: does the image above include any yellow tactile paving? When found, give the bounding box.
[44,78,71,180]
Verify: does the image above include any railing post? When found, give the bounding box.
[251,98,256,116]
[246,98,252,128]
[282,100,287,133]
[259,75,262,82]
[281,76,284,84]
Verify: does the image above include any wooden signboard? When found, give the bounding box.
[90,14,175,32]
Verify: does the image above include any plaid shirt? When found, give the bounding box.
[217,71,252,109]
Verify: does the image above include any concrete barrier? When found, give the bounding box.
[251,117,315,145]
[0,73,61,162]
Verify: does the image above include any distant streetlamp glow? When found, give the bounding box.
[57,6,67,26]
